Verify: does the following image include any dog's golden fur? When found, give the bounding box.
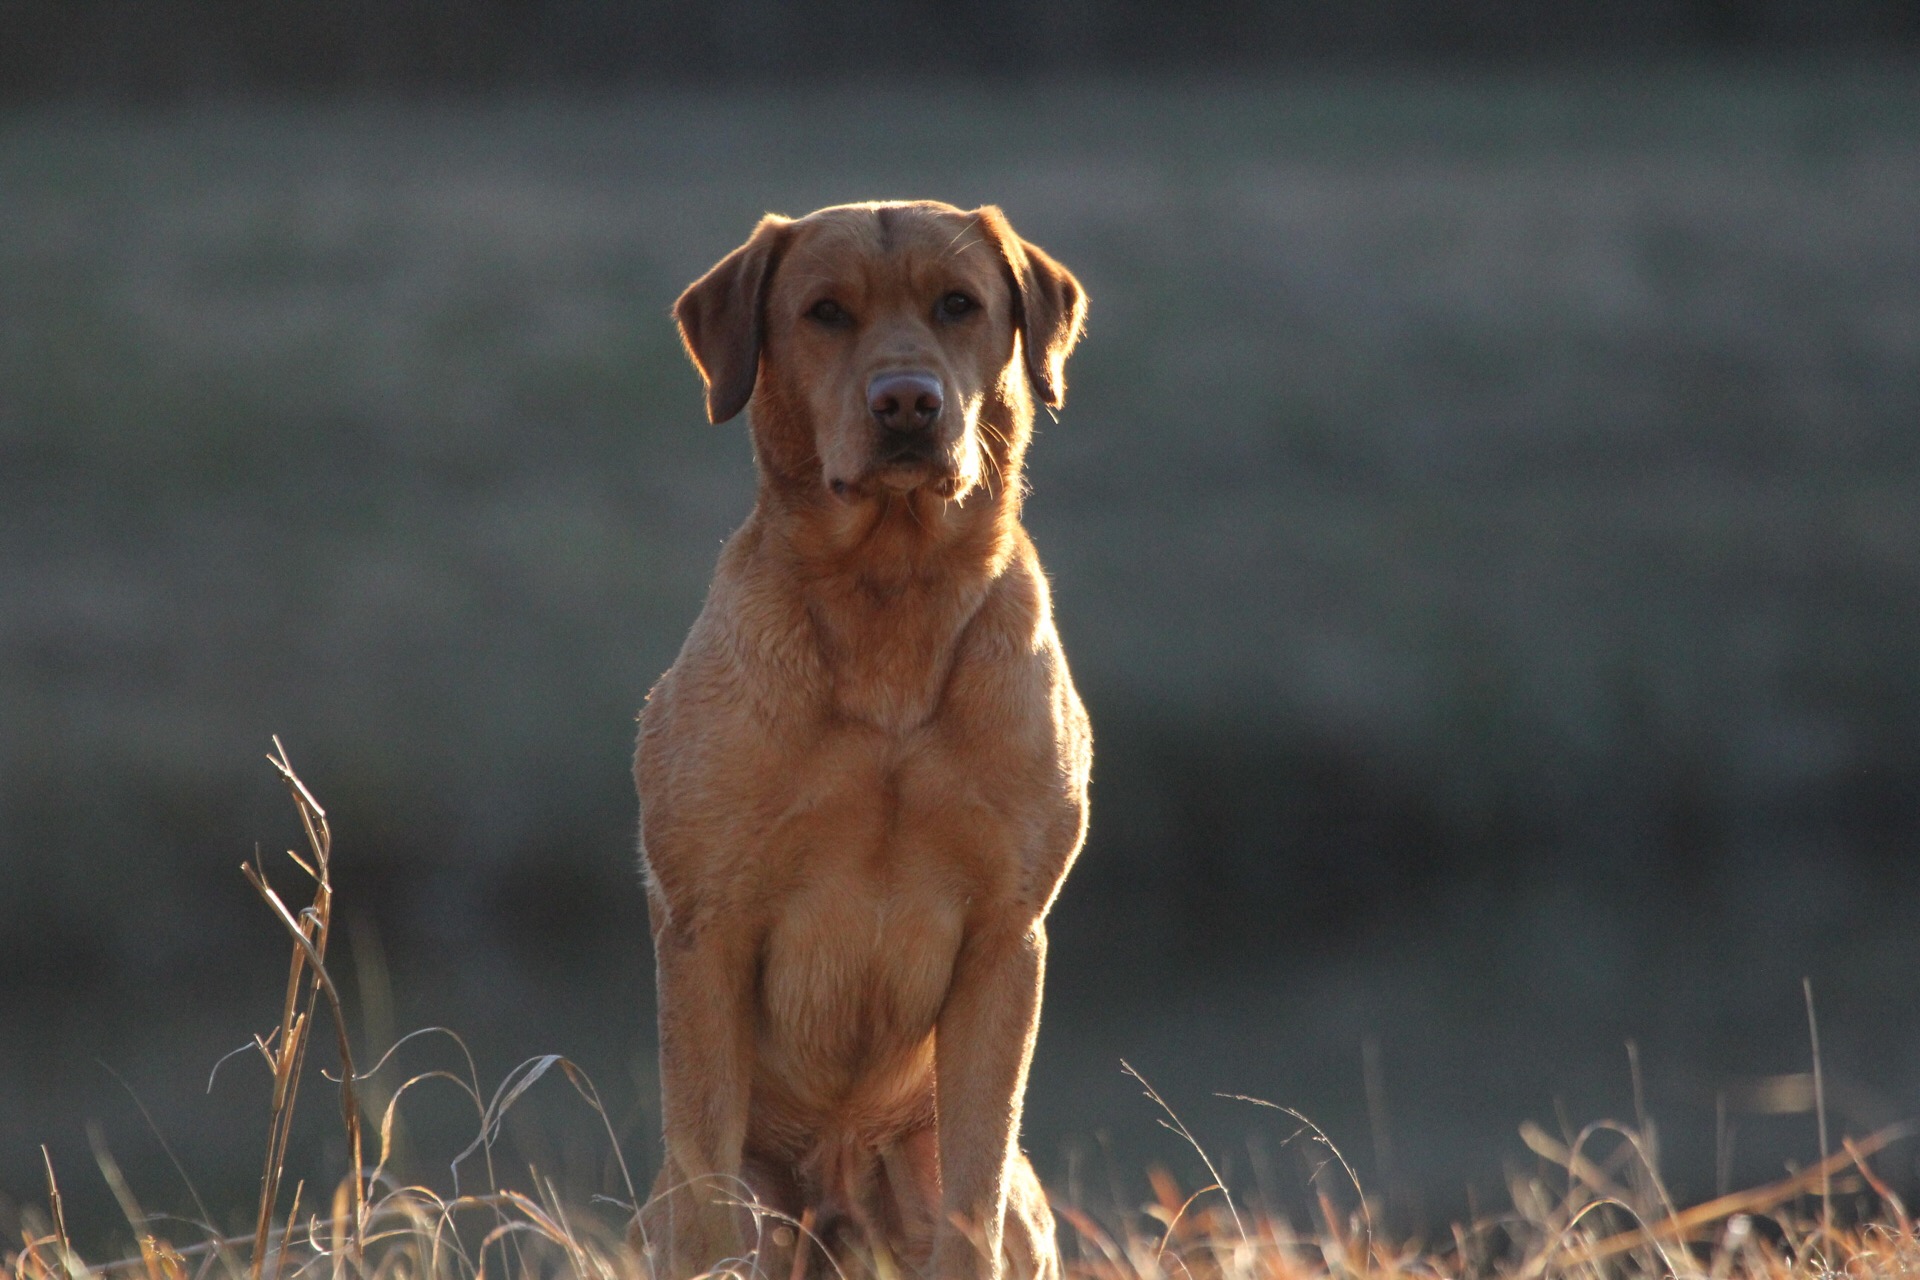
[635,201,1090,1280]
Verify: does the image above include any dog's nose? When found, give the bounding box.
[868,371,943,433]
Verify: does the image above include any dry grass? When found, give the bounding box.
[7,749,1916,1280]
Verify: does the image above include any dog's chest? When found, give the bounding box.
[759,867,962,1069]
[747,733,994,1101]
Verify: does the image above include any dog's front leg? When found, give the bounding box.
[930,921,1046,1280]
[644,920,758,1277]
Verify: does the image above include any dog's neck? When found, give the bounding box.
[775,474,1016,578]
[746,474,1023,732]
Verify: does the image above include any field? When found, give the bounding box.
[7,756,1916,1280]
[3,62,1919,1245]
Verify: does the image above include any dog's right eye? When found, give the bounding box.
[808,299,849,325]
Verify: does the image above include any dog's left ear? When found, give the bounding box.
[674,214,793,424]
[976,206,1088,410]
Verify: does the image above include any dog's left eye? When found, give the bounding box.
[939,292,977,319]
[809,299,850,325]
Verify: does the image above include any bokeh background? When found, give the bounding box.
[4,0,1919,1252]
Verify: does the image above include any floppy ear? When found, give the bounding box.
[976,206,1088,410]
[674,214,793,424]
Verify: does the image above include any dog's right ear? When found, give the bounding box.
[674,214,793,424]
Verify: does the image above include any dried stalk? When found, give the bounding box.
[242,739,366,1280]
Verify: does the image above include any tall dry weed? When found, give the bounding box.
[6,746,1915,1280]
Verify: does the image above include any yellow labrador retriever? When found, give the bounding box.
[635,200,1090,1280]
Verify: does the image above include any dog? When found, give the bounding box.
[634,200,1090,1280]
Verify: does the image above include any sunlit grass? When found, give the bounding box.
[7,749,1915,1280]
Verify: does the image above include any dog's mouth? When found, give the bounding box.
[828,442,963,500]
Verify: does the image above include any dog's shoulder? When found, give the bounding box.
[646,523,820,712]
[945,532,1090,772]
[956,531,1074,685]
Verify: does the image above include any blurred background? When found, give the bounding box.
[4,0,1919,1253]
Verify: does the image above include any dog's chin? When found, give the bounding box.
[828,458,964,501]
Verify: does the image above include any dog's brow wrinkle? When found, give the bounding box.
[789,248,841,273]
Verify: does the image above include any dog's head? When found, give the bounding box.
[674,201,1085,505]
